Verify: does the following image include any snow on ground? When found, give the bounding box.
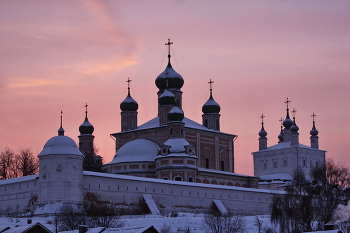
[0,213,275,232]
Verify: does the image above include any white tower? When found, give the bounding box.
[38,112,84,205]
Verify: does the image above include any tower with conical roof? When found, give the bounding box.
[156,39,184,126]
[258,114,268,150]
[202,79,221,131]
[120,78,138,131]
[310,112,319,149]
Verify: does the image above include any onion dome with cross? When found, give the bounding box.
[155,39,184,90]
[258,114,267,137]
[290,108,299,133]
[120,78,138,111]
[202,79,221,114]
[282,98,294,129]
[79,104,94,135]
[310,112,319,136]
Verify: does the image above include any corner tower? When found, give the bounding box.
[38,111,84,205]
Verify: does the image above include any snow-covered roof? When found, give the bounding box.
[105,139,159,165]
[83,171,284,194]
[122,95,137,103]
[259,173,293,181]
[168,106,183,114]
[159,89,175,98]
[112,117,236,137]
[0,174,38,185]
[255,141,325,153]
[198,168,256,178]
[38,135,84,157]
[164,138,188,153]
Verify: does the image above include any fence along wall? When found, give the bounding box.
[83,172,277,215]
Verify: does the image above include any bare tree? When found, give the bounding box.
[16,147,38,176]
[203,210,246,233]
[271,158,350,232]
[0,147,17,179]
[56,204,86,231]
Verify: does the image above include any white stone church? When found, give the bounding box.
[0,40,325,216]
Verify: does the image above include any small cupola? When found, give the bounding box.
[158,88,176,106]
[259,114,267,137]
[58,110,65,136]
[290,108,299,133]
[168,106,184,122]
[155,39,184,90]
[310,112,319,136]
[282,98,293,130]
[79,103,94,135]
[120,78,138,112]
[202,79,220,114]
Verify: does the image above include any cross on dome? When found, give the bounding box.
[208,79,214,96]
[311,112,317,123]
[58,110,65,136]
[260,114,265,124]
[284,97,291,110]
[279,117,283,126]
[85,103,88,116]
[165,38,173,61]
[126,77,132,95]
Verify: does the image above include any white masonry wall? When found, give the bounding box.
[83,171,278,215]
[0,175,39,214]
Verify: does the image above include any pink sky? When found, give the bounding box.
[1,0,350,175]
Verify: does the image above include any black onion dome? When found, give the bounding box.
[283,110,293,129]
[158,89,176,106]
[120,94,138,111]
[168,106,184,122]
[79,116,94,135]
[259,124,267,137]
[291,119,299,133]
[202,96,221,114]
[310,122,319,136]
[155,62,184,90]
[278,126,284,142]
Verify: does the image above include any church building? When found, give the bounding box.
[252,98,326,189]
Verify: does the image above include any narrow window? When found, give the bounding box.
[204,119,208,127]
[221,161,225,171]
[205,158,210,169]
[273,161,277,168]
[216,119,219,130]
[303,159,306,167]
[188,177,193,182]
[170,128,173,135]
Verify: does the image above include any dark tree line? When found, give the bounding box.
[0,147,39,179]
[271,159,350,232]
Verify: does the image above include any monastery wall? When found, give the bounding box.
[83,172,277,215]
[0,175,39,215]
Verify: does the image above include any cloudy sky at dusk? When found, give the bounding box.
[1,0,350,175]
